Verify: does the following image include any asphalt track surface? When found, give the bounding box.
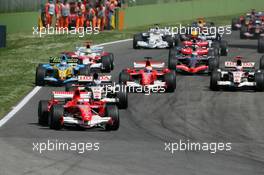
[0,31,264,175]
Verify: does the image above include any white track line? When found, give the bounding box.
[0,86,42,127]
[0,38,132,127]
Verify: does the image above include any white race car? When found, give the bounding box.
[133,27,174,49]
[210,58,264,91]
[63,45,114,73]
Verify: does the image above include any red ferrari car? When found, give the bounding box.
[38,89,119,131]
[119,58,176,92]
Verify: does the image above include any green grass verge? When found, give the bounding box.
[0,14,238,118]
[0,12,38,34]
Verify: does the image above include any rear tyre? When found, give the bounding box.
[79,65,90,75]
[133,34,143,49]
[210,71,221,91]
[258,37,264,53]
[65,83,76,92]
[49,105,64,130]
[220,40,228,56]
[164,35,174,48]
[259,55,264,70]
[174,34,181,47]
[255,72,264,91]
[231,18,239,30]
[240,26,247,39]
[105,105,119,131]
[164,71,176,92]
[108,53,115,70]
[38,100,49,126]
[35,66,46,86]
[102,55,112,73]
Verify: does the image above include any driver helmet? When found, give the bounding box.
[93,73,101,86]
[154,26,160,34]
[251,9,256,16]
[191,30,198,39]
[146,66,153,73]
[236,59,243,71]
[60,55,68,66]
[191,52,198,57]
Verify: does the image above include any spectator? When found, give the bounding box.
[55,0,63,28]
[105,0,117,30]
[61,0,70,28]
[76,0,86,30]
[97,3,106,31]
[45,0,56,27]
[86,3,97,29]
[40,0,47,27]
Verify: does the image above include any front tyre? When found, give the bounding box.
[105,105,119,131]
[116,91,128,109]
[255,71,264,91]
[49,105,64,130]
[210,71,221,91]
[38,100,49,125]
[35,66,46,86]
[164,71,176,92]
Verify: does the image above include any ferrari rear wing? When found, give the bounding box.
[52,91,91,99]
[133,61,165,69]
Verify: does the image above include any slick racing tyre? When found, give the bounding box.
[102,55,112,73]
[164,71,176,92]
[211,42,220,56]
[168,49,177,70]
[119,71,131,84]
[105,105,119,131]
[210,71,221,91]
[164,35,174,48]
[108,53,115,70]
[260,55,264,70]
[231,18,239,30]
[255,71,264,91]
[208,57,219,73]
[116,91,128,109]
[79,65,90,75]
[35,66,46,86]
[240,25,247,39]
[49,105,64,130]
[220,40,228,56]
[38,100,49,126]
[65,83,76,92]
[258,37,264,53]
[133,33,143,49]
[174,34,181,47]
